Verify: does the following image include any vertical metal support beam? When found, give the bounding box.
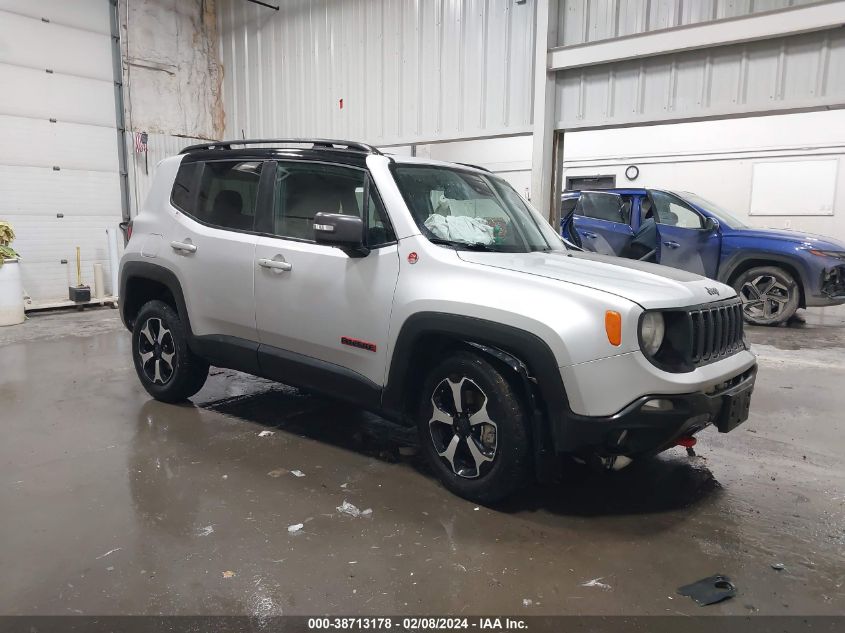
[550,130,565,230]
[110,0,131,223]
[530,0,559,223]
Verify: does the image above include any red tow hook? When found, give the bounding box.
[677,436,697,457]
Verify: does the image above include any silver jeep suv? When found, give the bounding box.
[119,139,757,503]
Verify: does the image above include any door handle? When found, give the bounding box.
[663,241,680,249]
[258,258,292,272]
[170,241,197,253]
[582,231,598,239]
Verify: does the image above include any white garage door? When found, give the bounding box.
[0,0,122,304]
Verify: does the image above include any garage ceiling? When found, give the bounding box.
[550,1,845,129]
[554,28,845,129]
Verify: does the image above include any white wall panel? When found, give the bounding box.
[0,0,111,34]
[555,29,845,128]
[0,116,117,172]
[0,1,121,303]
[217,0,536,145]
[0,63,115,127]
[750,159,838,215]
[0,166,120,217]
[0,10,112,80]
[5,214,123,300]
[557,0,824,47]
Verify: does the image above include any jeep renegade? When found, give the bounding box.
[119,139,757,503]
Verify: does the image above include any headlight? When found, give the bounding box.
[809,249,845,260]
[640,312,665,356]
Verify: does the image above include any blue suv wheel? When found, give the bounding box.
[732,266,800,326]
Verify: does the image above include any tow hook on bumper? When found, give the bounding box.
[676,436,697,457]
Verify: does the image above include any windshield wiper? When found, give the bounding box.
[428,237,499,251]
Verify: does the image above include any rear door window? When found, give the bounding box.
[171,160,263,231]
[575,192,631,224]
[194,161,263,231]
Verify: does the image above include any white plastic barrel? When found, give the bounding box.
[0,258,25,326]
[93,262,105,300]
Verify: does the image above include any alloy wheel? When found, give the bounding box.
[739,274,791,321]
[428,376,498,479]
[137,317,176,385]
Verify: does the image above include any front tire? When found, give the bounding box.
[732,266,800,326]
[417,350,531,504]
[132,300,209,403]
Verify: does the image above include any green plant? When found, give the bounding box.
[0,220,20,265]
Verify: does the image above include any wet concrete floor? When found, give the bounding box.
[0,307,843,616]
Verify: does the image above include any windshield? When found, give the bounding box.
[393,164,563,253]
[681,192,749,228]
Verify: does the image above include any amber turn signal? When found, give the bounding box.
[605,310,622,346]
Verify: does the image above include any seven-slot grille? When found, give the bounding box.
[688,300,744,365]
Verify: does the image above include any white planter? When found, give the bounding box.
[0,258,25,326]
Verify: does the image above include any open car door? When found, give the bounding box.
[567,191,633,256]
[649,190,721,278]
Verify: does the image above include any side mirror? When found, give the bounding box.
[703,216,720,232]
[313,212,369,257]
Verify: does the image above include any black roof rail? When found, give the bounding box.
[179,138,383,155]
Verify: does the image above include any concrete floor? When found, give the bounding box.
[0,306,843,617]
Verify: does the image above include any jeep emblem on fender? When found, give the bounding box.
[706,287,720,296]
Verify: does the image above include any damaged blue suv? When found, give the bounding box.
[561,189,845,325]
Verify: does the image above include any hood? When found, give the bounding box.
[456,250,733,309]
[729,226,845,250]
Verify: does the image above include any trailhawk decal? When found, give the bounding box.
[341,336,377,353]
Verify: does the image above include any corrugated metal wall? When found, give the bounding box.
[217,0,536,145]
[555,28,845,128]
[556,0,825,47]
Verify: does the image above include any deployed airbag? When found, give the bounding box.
[424,214,495,245]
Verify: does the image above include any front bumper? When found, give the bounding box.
[812,263,845,305]
[554,364,757,457]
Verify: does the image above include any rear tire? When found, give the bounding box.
[132,300,209,403]
[417,350,531,504]
[732,266,800,326]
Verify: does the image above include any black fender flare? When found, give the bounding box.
[382,312,568,482]
[119,260,192,334]
[464,342,559,483]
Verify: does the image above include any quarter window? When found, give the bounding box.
[170,161,200,214]
[360,188,396,247]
